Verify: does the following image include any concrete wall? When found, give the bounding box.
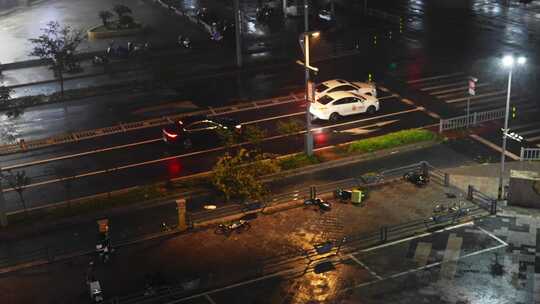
[508,171,540,208]
[449,174,501,198]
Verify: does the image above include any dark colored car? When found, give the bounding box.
[162,116,242,149]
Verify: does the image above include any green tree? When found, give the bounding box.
[29,21,84,97]
[0,86,13,108]
[2,170,31,215]
[276,119,304,136]
[243,125,267,153]
[113,4,132,18]
[98,10,114,27]
[212,148,280,202]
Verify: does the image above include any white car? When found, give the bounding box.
[315,79,377,102]
[309,91,380,121]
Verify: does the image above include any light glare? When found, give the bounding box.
[517,56,526,65]
[502,55,514,67]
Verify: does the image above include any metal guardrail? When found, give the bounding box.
[0,93,303,155]
[467,185,497,215]
[438,108,505,133]
[520,147,540,161]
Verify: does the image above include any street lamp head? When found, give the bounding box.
[502,55,526,68]
[502,55,514,67]
[311,31,320,38]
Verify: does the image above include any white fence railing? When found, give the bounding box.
[439,108,505,133]
[520,147,540,161]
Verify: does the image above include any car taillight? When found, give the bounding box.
[163,130,178,138]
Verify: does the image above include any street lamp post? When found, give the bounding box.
[498,55,526,200]
[299,0,320,156]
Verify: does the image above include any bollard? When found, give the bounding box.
[444,173,450,187]
[176,198,188,231]
[467,185,474,201]
[421,161,429,176]
[380,226,388,242]
[310,186,317,200]
[490,200,497,215]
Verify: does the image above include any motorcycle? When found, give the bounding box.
[215,219,251,235]
[304,198,332,211]
[178,36,192,48]
[92,55,108,66]
[403,170,429,187]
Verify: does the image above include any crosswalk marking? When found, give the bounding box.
[446,90,507,103]
[406,72,465,84]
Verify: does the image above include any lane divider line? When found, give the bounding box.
[476,226,509,246]
[349,254,383,280]
[468,134,520,161]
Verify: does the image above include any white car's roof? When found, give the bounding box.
[319,79,375,90]
[320,91,365,101]
[320,79,350,89]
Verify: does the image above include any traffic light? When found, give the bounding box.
[399,18,403,33]
[512,105,517,119]
[373,35,377,45]
[368,73,373,82]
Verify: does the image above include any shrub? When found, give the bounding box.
[347,129,437,153]
[279,153,320,170]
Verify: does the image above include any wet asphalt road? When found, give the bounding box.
[1,0,540,210]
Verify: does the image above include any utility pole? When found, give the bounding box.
[0,169,8,227]
[234,0,243,67]
[304,0,313,156]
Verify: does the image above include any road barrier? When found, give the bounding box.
[467,185,497,215]
[520,147,540,161]
[438,108,505,133]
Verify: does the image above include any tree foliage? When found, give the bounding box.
[98,10,114,27]
[0,86,13,108]
[28,21,84,96]
[276,119,304,136]
[243,125,267,152]
[212,148,280,202]
[113,4,132,18]
[2,170,31,213]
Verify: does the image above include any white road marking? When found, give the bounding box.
[341,120,400,134]
[378,94,400,100]
[420,81,470,91]
[440,233,463,279]
[469,134,520,161]
[476,226,509,246]
[378,86,390,92]
[430,83,490,95]
[445,90,506,103]
[406,72,465,84]
[360,222,474,253]
[2,138,162,171]
[205,294,217,304]
[349,254,383,280]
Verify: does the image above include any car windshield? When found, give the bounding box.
[315,83,329,93]
[317,95,334,105]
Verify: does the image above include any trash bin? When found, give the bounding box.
[351,189,363,204]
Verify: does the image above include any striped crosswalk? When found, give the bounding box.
[409,73,537,114]
[407,72,540,147]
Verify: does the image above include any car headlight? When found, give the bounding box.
[235,124,242,129]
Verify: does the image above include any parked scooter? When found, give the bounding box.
[92,55,108,66]
[215,219,250,235]
[403,170,429,187]
[304,197,332,211]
